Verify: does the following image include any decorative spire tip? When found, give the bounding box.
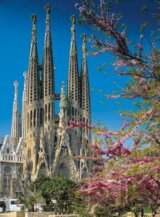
[71,15,76,34]
[61,81,65,87]
[23,72,28,80]
[32,15,37,24]
[82,34,87,54]
[82,34,86,42]
[45,4,51,14]
[71,15,76,25]
[14,81,19,88]
[61,82,66,97]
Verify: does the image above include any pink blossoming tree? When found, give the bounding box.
[73,1,160,216]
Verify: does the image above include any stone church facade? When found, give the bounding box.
[0,4,91,198]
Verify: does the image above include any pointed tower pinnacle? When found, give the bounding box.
[42,4,55,172]
[30,15,37,59]
[80,34,91,145]
[11,81,21,145]
[81,34,90,122]
[22,72,28,138]
[79,35,91,176]
[28,15,40,104]
[23,14,41,180]
[23,72,28,101]
[43,3,54,124]
[82,34,87,59]
[71,15,76,36]
[45,4,51,31]
[68,15,79,120]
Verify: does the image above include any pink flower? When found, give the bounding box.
[130,59,139,66]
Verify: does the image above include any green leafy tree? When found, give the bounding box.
[18,192,39,212]
[31,175,84,214]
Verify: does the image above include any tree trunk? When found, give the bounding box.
[152,209,156,217]
[141,208,144,217]
[134,211,139,217]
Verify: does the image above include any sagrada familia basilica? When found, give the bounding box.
[0,4,91,198]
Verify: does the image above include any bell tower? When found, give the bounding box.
[68,16,80,121]
[24,15,41,179]
[43,4,55,170]
[11,81,21,146]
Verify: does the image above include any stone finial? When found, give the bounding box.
[82,34,86,42]
[71,15,76,34]
[45,4,51,27]
[32,15,37,24]
[14,80,19,88]
[31,15,37,39]
[23,72,28,94]
[23,71,28,80]
[45,4,51,14]
[71,15,75,25]
[82,34,87,54]
[60,82,67,109]
[61,81,65,87]
[13,81,19,101]
[61,82,65,96]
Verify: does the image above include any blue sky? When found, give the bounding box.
[0,0,156,136]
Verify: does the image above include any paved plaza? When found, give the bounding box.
[0,212,16,217]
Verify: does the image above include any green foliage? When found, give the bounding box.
[33,175,77,213]
[72,193,92,217]
[18,192,40,212]
[94,205,113,217]
[94,204,130,217]
[29,175,90,215]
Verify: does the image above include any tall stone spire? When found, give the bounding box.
[68,15,79,119]
[43,4,55,172]
[79,35,91,177]
[22,72,28,138]
[27,15,40,105]
[80,34,91,144]
[23,15,41,179]
[11,81,21,145]
[43,4,54,125]
[80,34,90,123]
[27,15,40,132]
